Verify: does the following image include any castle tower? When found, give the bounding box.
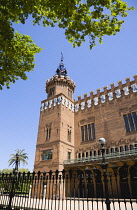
[34,55,76,172]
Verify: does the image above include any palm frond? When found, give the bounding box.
[8,149,28,167]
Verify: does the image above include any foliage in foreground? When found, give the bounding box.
[0,0,134,89]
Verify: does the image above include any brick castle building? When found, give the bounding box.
[34,57,137,172]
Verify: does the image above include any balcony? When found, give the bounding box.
[64,149,137,165]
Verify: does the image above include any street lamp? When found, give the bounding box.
[98,138,111,210]
[98,138,106,164]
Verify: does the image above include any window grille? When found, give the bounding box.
[123,112,137,132]
[81,123,95,141]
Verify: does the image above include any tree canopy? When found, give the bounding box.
[0,0,134,89]
[8,149,28,169]
[0,168,30,174]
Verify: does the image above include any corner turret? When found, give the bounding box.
[46,54,76,100]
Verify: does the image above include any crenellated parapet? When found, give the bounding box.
[74,75,137,112]
[40,94,75,112]
[41,75,137,113]
[46,74,76,93]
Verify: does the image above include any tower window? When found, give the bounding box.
[68,89,73,99]
[67,129,71,142]
[123,112,137,132]
[41,150,52,160]
[45,127,51,140]
[48,87,55,97]
[81,123,95,141]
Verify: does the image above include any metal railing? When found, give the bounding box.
[0,164,137,210]
[64,149,137,165]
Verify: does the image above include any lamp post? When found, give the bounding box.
[99,138,111,210]
[99,138,106,164]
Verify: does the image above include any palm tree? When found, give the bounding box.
[8,149,28,171]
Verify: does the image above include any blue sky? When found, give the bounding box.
[0,0,137,171]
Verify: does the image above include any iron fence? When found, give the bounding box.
[0,163,137,210]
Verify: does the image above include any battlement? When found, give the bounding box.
[75,75,137,112]
[46,74,76,87]
[40,93,75,112]
[41,75,137,113]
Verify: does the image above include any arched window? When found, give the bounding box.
[120,146,124,152]
[134,144,137,149]
[125,145,128,151]
[130,145,133,150]
[111,148,114,153]
[98,150,101,155]
[94,151,96,156]
[115,147,119,152]
[106,149,109,154]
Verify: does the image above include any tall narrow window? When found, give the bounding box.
[111,148,114,153]
[81,123,95,141]
[67,129,71,142]
[120,146,124,152]
[115,147,119,152]
[81,126,84,142]
[48,87,55,97]
[106,149,109,154]
[130,145,133,150]
[125,145,128,151]
[86,152,88,157]
[68,89,73,99]
[88,124,91,140]
[98,150,101,155]
[84,125,88,140]
[123,112,137,132]
[68,152,71,160]
[45,127,51,140]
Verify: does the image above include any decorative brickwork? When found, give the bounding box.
[34,62,137,172]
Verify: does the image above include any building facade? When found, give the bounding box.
[34,58,137,173]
